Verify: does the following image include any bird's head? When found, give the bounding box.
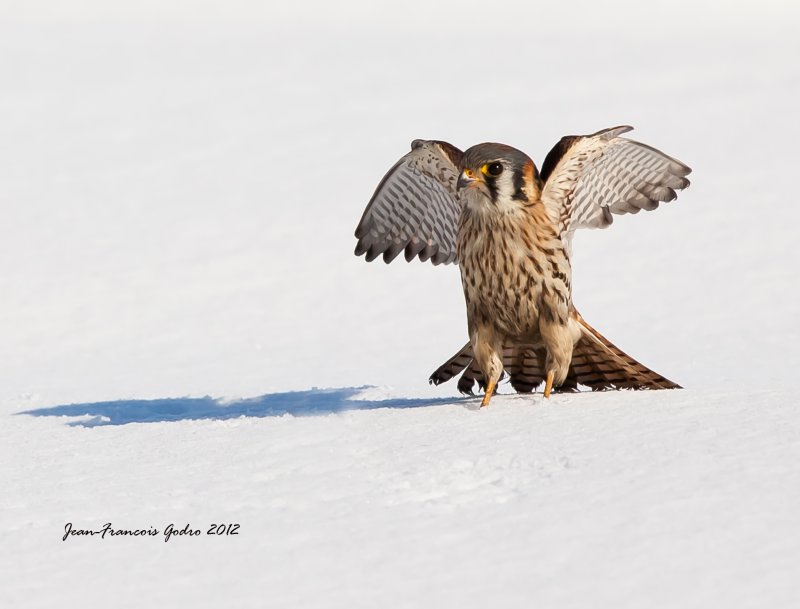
[457,143,539,211]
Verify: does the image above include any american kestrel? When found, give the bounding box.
[354,126,691,406]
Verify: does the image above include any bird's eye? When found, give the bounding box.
[483,162,504,177]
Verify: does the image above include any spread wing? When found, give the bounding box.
[540,126,691,247]
[354,139,464,265]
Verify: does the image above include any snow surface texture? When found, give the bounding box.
[2,1,800,607]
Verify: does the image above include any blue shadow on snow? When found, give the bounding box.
[18,386,467,427]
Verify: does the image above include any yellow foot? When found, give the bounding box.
[481,380,497,408]
[543,371,554,399]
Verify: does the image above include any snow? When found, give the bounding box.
[6,389,800,608]
[2,1,800,607]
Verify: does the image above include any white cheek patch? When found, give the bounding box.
[492,170,519,212]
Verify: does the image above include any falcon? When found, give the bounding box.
[354,126,691,406]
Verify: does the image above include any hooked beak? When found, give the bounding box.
[457,168,481,191]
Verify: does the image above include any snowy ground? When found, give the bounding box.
[2,1,800,607]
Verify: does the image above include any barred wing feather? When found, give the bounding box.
[354,140,464,265]
[540,126,691,247]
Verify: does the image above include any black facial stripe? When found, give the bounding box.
[512,167,528,202]
[485,175,499,203]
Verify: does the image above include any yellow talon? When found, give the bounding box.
[481,379,497,407]
[544,371,554,399]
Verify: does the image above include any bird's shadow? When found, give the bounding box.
[17,386,470,427]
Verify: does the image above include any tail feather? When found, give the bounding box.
[427,343,486,395]
[430,343,543,395]
[429,343,473,386]
[429,311,680,394]
[571,311,680,390]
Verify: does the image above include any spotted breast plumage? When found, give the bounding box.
[354,126,691,406]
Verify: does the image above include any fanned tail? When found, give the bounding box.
[429,310,680,394]
[567,311,680,390]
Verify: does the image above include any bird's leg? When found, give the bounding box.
[481,379,497,407]
[470,324,503,409]
[540,313,576,400]
[543,371,554,398]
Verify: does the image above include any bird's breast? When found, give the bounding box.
[457,209,571,337]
